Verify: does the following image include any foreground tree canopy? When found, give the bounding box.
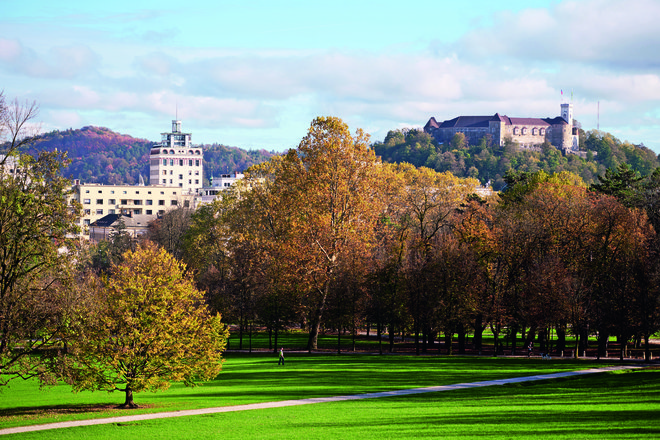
[66,242,229,408]
[0,93,81,386]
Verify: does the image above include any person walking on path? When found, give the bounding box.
[278,348,285,365]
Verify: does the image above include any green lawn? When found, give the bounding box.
[1,353,657,439]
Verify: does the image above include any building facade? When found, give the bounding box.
[424,103,579,153]
[149,120,204,194]
[198,172,245,204]
[72,182,196,232]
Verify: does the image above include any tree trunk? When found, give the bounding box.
[119,386,138,409]
[473,314,484,352]
[307,289,329,352]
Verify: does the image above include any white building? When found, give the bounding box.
[149,120,203,193]
[198,172,245,204]
[73,182,197,233]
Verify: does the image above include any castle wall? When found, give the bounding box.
[503,124,549,147]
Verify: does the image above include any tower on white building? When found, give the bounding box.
[149,120,203,193]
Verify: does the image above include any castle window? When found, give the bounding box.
[513,127,519,135]
[532,128,538,135]
[540,128,546,136]
[521,127,527,135]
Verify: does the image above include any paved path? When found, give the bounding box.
[0,365,640,436]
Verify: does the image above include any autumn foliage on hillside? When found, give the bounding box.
[14,126,274,185]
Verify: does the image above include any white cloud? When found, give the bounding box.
[458,0,660,70]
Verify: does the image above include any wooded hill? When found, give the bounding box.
[373,127,660,190]
[18,126,275,185]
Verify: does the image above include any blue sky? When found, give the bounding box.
[2,0,659,152]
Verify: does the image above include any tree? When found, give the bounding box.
[66,243,228,408]
[146,207,193,260]
[0,94,81,387]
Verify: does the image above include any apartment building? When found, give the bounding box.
[73,182,196,233]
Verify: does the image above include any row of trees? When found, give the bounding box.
[146,117,660,361]
[0,94,228,407]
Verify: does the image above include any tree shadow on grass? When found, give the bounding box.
[0,403,155,419]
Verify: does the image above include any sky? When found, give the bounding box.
[1,0,660,152]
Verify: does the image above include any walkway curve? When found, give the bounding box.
[0,365,640,436]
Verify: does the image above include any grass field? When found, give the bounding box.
[1,353,658,439]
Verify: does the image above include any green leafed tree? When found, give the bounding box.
[0,94,82,387]
[66,242,229,408]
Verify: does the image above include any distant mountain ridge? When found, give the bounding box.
[18,126,276,185]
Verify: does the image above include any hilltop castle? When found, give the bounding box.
[424,103,580,153]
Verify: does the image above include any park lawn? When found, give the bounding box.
[0,354,617,430]
[3,366,659,439]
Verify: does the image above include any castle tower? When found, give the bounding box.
[149,120,203,193]
[561,103,573,124]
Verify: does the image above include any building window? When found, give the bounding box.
[188,179,192,184]
[83,199,91,204]
[162,179,167,184]
[85,190,90,193]
[163,170,167,175]
[108,199,116,205]
[108,209,115,214]
[134,209,142,215]
[146,209,153,215]
[170,159,174,166]
[134,200,142,205]
[513,127,519,135]
[158,210,165,215]
[96,199,103,204]
[184,200,190,208]
[189,159,193,166]
[195,159,200,166]
[120,199,128,205]
[111,190,115,194]
[179,174,183,180]
[98,190,102,193]
[84,219,90,226]
[84,209,91,215]
[195,179,199,184]
[158,200,165,206]
[171,200,178,206]
[179,159,184,166]
[96,209,103,215]
[521,127,527,135]
[146,200,153,205]
[163,159,167,165]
